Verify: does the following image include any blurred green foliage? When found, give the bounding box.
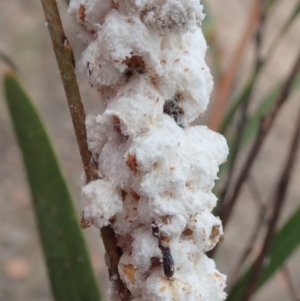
[4,72,101,301]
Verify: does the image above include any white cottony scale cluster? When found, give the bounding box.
[69,0,229,300]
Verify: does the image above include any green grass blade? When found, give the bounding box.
[281,0,300,35]
[266,0,300,60]
[219,1,300,135]
[216,70,300,209]
[227,206,300,301]
[265,0,280,12]
[4,71,101,301]
[242,70,300,148]
[219,69,260,135]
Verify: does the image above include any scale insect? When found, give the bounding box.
[160,243,175,278]
[163,93,184,127]
[151,222,175,278]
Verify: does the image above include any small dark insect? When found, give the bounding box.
[151,222,175,278]
[151,222,160,238]
[87,61,92,76]
[163,93,184,127]
[160,245,175,278]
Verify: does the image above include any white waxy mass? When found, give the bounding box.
[69,0,228,300]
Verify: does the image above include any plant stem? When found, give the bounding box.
[40,0,97,182]
[220,48,300,228]
[40,1,132,300]
[208,0,261,131]
[228,176,269,289]
[219,2,300,136]
[217,2,265,215]
[240,105,300,301]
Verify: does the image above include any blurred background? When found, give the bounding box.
[0,0,299,300]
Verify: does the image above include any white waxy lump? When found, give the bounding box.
[70,0,228,300]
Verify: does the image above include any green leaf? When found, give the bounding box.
[216,70,300,209]
[4,71,101,301]
[227,205,300,301]
[265,0,280,12]
[218,64,300,186]
[280,0,300,35]
[219,69,260,135]
[219,0,300,135]
[242,70,300,148]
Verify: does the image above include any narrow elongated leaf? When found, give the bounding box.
[280,0,300,35]
[227,206,300,301]
[219,71,259,135]
[4,71,101,301]
[265,0,280,12]
[242,70,300,148]
[217,68,300,187]
[220,1,300,135]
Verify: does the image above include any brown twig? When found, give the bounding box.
[101,226,132,301]
[40,0,97,182]
[220,48,300,229]
[254,1,267,69]
[217,2,265,213]
[208,0,261,131]
[228,175,270,288]
[240,105,300,301]
[247,174,265,208]
[40,1,132,300]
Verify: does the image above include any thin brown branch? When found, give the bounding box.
[208,0,261,131]
[247,174,265,208]
[228,216,263,288]
[40,0,97,182]
[217,2,265,212]
[254,1,267,69]
[240,105,300,301]
[101,226,132,301]
[40,1,132,300]
[220,48,300,228]
[279,265,299,301]
[228,176,269,288]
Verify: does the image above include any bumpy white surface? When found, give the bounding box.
[81,179,123,228]
[70,0,228,300]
